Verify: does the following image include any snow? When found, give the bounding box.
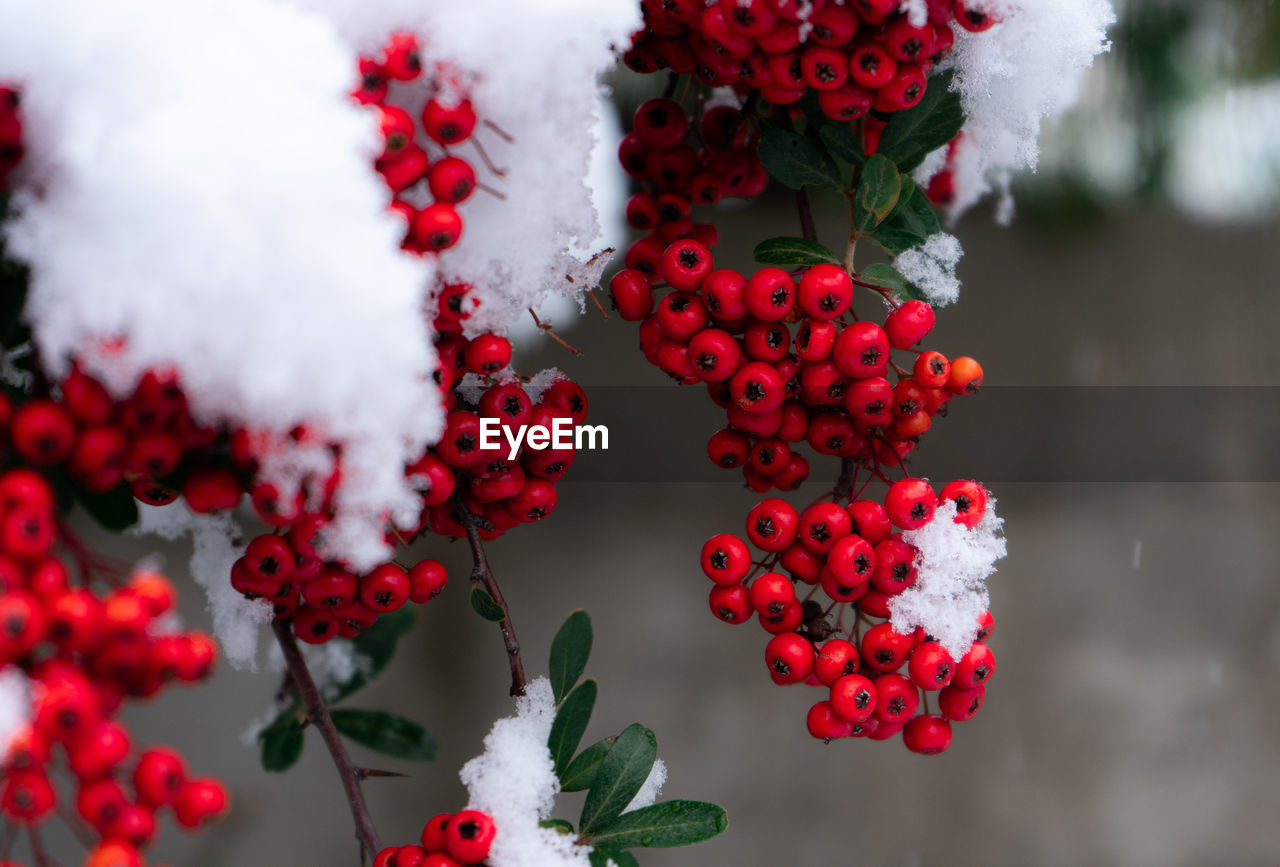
[893,233,964,306]
[461,677,595,867]
[890,499,1007,661]
[941,0,1116,221]
[899,1,929,28]
[134,502,272,671]
[622,758,666,814]
[0,667,31,759]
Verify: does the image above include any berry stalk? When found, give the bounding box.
[456,494,527,697]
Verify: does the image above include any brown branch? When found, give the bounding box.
[796,188,819,243]
[455,495,527,697]
[834,457,857,504]
[273,620,382,863]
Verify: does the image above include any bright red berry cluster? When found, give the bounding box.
[0,469,226,866]
[701,476,996,754]
[375,808,497,867]
[0,87,21,188]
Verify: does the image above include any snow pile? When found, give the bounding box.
[1167,80,1280,222]
[134,502,272,670]
[622,758,666,814]
[0,667,31,757]
[942,0,1116,221]
[893,233,964,306]
[460,677,594,867]
[890,499,1006,661]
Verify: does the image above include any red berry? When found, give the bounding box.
[173,777,229,828]
[953,642,996,689]
[832,322,890,378]
[884,300,935,348]
[872,672,920,724]
[359,563,410,613]
[830,673,877,724]
[902,714,952,754]
[939,683,986,721]
[764,632,815,685]
[408,559,448,604]
[421,99,477,145]
[861,623,913,672]
[744,268,795,321]
[806,700,852,740]
[608,269,655,322]
[908,642,956,690]
[884,477,938,530]
[10,399,76,465]
[633,97,689,150]
[814,638,860,687]
[700,534,752,585]
[444,810,496,864]
[939,479,988,528]
[745,499,799,552]
[709,584,751,624]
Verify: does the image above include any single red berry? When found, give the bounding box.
[947,355,983,394]
[953,1,999,32]
[421,99,477,145]
[849,41,897,89]
[444,810,496,863]
[939,479,988,528]
[873,63,928,112]
[748,572,797,617]
[411,203,463,253]
[908,642,956,690]
[830,673,878,724]
[173,777,229,828]
[902,714,952,754]
[133,747,187,806]
[730,362,786,415]
[427,157,477,204]
[700,534,752,585]
[796,502,852,555]
[743,267,796,322]
[608,269,655,322]
[832,322,890,378]
[861,622,914,673]
[408,559,447,604]
[814,638,860,687]
[709,584,752,624]
[633,97,690,150]
[846,499,891,546]
[182,467,242,514]
[10,399,76,465]
[806,700,853,740]
[689,328,741,383]
[764,632,815,685]
[871,536,919,594]
[939,683,986,721]
[745,499,799,552]
[800,45,849,90]
[293,606,339,644]
[954,642,996,689]
[885,477,938,530]
[884,300,936,348]
[872,672,920,724]
[359,563,410,613]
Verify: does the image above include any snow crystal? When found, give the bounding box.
[460,677,594,867]
[893,233,963,306]
[899,1,929,28]
[890,499,1007,661]
[622,758,666,814]
[134,502,271,671]
[942,0,1115,220]
[0,668,31,758]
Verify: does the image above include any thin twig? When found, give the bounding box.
[528,308,584,356]
[796,188,819,243]
[843,198,859,274]
[455,494,527,697]
[587,289,609,320]
[833,457,857,504]
[273,621,382,863]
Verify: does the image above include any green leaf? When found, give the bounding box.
[584,801,729,849]
[757,123,843,191]
[549,609,593,704]
[851,154,901,233]
[869,186,942,256]
[258,710,305,773]
[549,679,597,777]
[589,848,640,867]
[323,606,416,704]
[857,263,929,304]
[470,586,506,622]
[75,483,139,532]
[752,237,841,268]
[876,70,965,172]
[560,737,614,793]
[330,709,437,761]
[579,724,657,835]
[818,121,866,167]
[540,819,575,836]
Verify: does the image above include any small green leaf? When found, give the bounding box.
[752,237,841,268]
[549,679,597,777]
[540,819,575,836]
[584,801,729,849]
[818,121,866,167]
[589,847,640,867]
[852,154,901,233]
[549,609,593,704]
[258,710,305,773]
[330,709,437,761]
[76,483,139,532]
[579,724,657,835]
[876,70,965,172]
[323,606,416,704]
[869,186,943,256]
[757,124,843,191]
[858,263,929,304]
[470,587,507,622]
[560,737,614,793]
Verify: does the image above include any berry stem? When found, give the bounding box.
[528,308,584,356]
[27,826,48,867]
[796,187,818,243]
[455,495,528,697]
[273,619,383,863]
[833,456,857,503]
[843,198,859,274]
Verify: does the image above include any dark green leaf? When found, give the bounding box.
[549,679,597,777]
[584,801,729,849]
[818,121,866,167]
[258,710,305,773]
[330,709,436,761]
[589,848,639,867]
[323,606,416,704]
[876,70,965,172]
[549,609,593,704]
[857,263,929,304]
[757,124,843,190]
[753,237,840,268]
[75,483,139,532]
[560,737,614,793]
[540,819,575,836]
[869,186,942,256]
[470,586,507,622]
[579,724,657,835]
[852,154,901,233]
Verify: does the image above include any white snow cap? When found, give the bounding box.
[0,0,636,571]
[893,232,963,306]
[622,758,666,814]
[890,499,1006,661]
[0,667,32,758]
[461,677,595,867]
[942,0,1116,221]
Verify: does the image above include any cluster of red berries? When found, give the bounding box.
[353,31,488,256]
[375,809,497,867]
[0,468,227,866]
[700,475,996,754]
[611,239,982,491]
[625,0,996,118]
[0,87,20,188]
